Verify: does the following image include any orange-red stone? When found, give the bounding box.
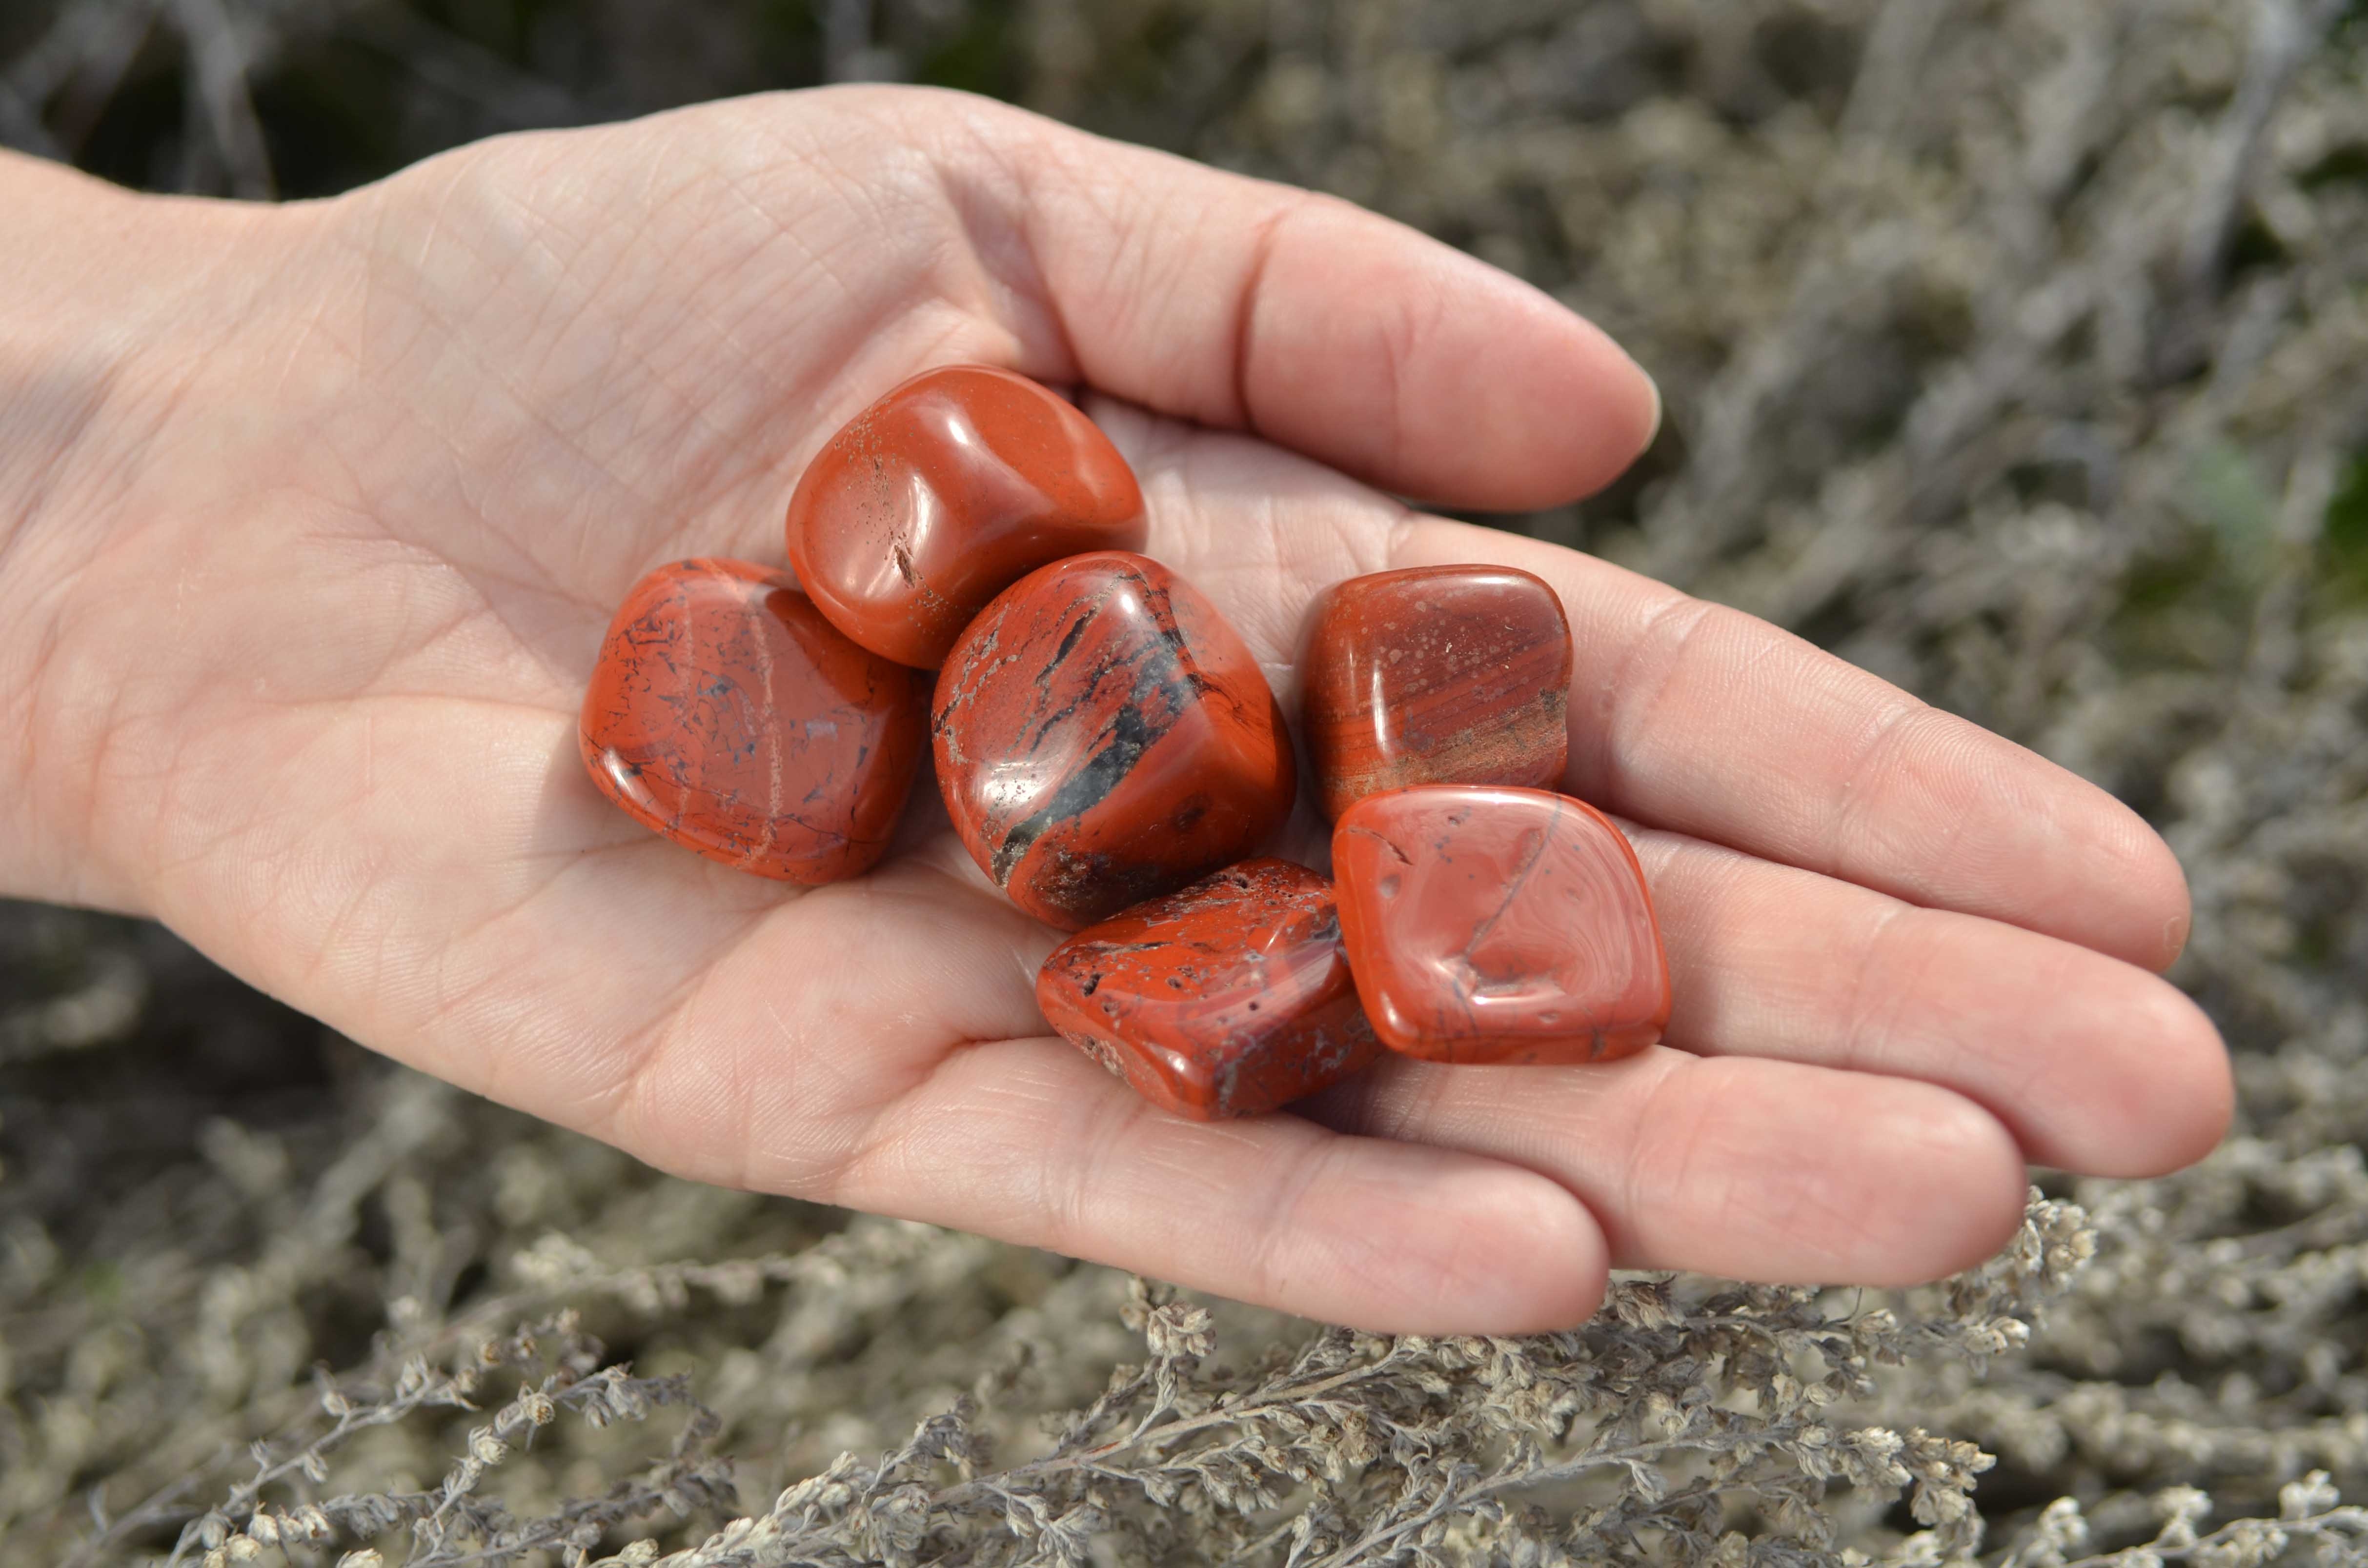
[785,364,1147,669]
[1332,785,1670,1064]
[580,559,929,883]
[1300,565,1572,822]
[934,551,1296,930]
[1036,858,1382,1120]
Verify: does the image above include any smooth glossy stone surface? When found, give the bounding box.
[1036,858,1383,1120]
[1300,565,1573,822]
[581,559,929,883]
[1332,784,1670,1064]
[785,364,1148,669]
[934,551,1296,930]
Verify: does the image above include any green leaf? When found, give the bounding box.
[2179,441,2280,584]
[2323,448,2368,595]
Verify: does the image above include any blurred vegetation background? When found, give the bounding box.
[5,0,2368,1564]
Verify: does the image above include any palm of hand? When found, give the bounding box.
[39,88,2230,1331]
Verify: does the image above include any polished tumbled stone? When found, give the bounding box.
[1331,784,1670,1064]
[785,364,1146,669]
[1036,858,1382,1120]
[580,558,928,883]
[933,550,1295,930]
[1300,564,1572,822]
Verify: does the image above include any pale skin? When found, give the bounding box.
[0,86,2232,1334]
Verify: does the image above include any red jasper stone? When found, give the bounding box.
[785,364,1148,669]
[934,551,1296,930]
[580,559,929,883]
[1332,785,1670,1065]
[1300,565,1572,822]
[1036,858,1383,1120]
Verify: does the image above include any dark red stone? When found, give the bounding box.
[1300,565,1572,822]
[933,551,1296,930]
[1036,858,1383,1120]
[785,364,1147,669]
[1332,784,1670,1065]
[580,559,929,883]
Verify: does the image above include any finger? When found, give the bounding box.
[1631,825,2232,1176]
[830,1034,1612,1334]
[1299,1048,2029,1287]
[916,89,1659,510]
[1391,516,2195,971]
[1103,413,2190,971]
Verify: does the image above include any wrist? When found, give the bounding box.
[0,153,294,909]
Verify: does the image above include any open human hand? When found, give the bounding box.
[0,86,2230,1333]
